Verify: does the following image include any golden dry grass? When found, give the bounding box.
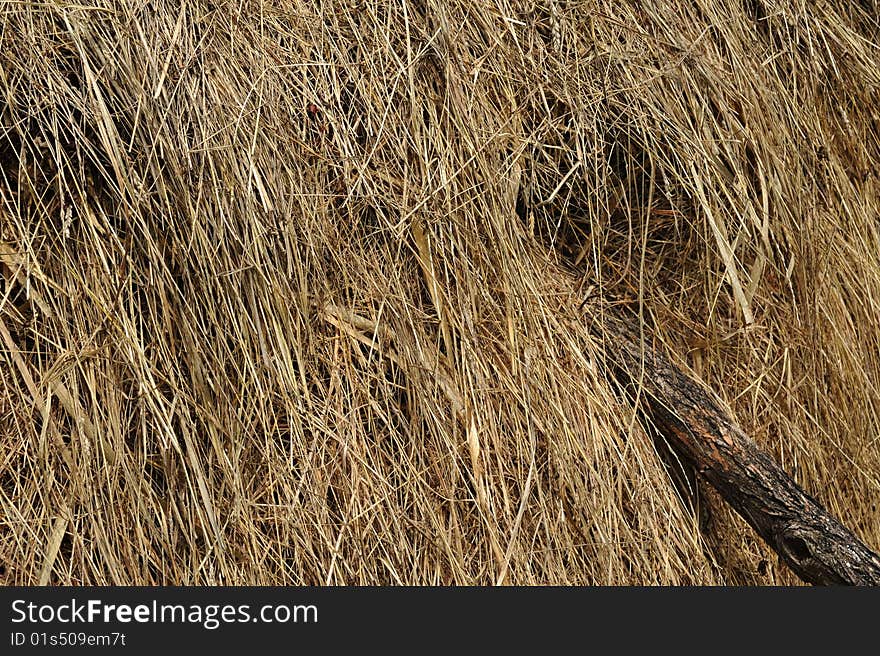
[1,0,878,585]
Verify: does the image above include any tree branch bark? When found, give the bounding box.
[596,311,880,585]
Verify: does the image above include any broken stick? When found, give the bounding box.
[596,312,880,585]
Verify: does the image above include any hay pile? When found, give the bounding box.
[1,0,879,585]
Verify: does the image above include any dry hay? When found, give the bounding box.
[1,0,879,585]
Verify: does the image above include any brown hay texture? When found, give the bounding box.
[1,0,879,584]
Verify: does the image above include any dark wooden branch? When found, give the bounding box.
[595,311,880,585]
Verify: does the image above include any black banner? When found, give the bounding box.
[0,586,872,652]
